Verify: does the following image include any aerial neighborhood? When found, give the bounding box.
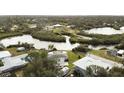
[1,16,124,77]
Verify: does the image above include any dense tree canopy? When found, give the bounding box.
[23,50,60,77]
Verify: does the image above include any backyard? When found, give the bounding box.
[67,51,85,68]
[90,50,123,63]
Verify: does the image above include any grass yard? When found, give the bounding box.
[90,50,123,63]
[67,51,85,68]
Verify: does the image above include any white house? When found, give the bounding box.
[117,50,124,57]
[53,24,62,27]
[73,54,123,75]
[0,51,11,59]
[44,24,62,31]
[0,54,28,73]
[48,51,68,67]
[28,24,37,28]
[17,47,25,52]
[11,25,18,31]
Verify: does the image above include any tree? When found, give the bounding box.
[72,44,90,53]
[0,60,4,67]
[23,51,60,77]
[48,44,55,51]
[0,43,5,51]
[86,65,108,77]
[108,67,124,77]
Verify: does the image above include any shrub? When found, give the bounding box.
[31,31,66,42]
[0,60,4,67]
[72,44,90,53]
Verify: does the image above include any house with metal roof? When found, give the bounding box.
[0,54,28,73]
[73,54,123,76]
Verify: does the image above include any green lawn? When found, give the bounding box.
[90,50,123,63]
[67,51,85,68]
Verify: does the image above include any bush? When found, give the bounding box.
[0,32,23,40]
[0,60,4,67]
[115,41,124,49]
[77,31,124,45]
[7,43,34,50]
[0,47,4,51]
[31,31,66,42]
[72,44,90,53]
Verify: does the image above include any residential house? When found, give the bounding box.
[0,54,28,73]
[28,24,37,28]
[53,24,62,27]
[44,24,63,31]
[48,51,68,67]
[17,47,25,52]
[73,54,123,76]
[11,25,18,31]
[117,50,124,57]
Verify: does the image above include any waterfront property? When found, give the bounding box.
[0,54,28,73]
[17,47,26,52]
[48,51,68,67]
[0,51,12,59]
[73,54,123,75]
[117,50,124,57]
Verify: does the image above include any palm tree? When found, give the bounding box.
[23,51,60,77]
[48,44,54,50]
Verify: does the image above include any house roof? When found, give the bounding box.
[0,54,28,72]
[0,51,11,59]
[48,51,67,58]
[48,51,67,55]
[117,50,124,54]
[53,24,62,27]
[17,47,25,50]
[73,54,123,70]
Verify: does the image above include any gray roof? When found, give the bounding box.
[73,54,123,70]
[0,51,11,59]
[0,54,28,72]
[48,51,68,59]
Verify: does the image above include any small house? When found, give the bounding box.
[117,50,124,57]
[53,24,62,28]
[73,54,123,76]
[48,51,68,67]
[0,54,28,73]
[28,24,37,28]
[17,47,25,52]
